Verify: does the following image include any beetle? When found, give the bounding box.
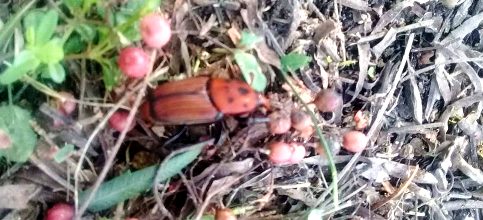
[141,76,266,125]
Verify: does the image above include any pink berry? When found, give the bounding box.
[45,203,74,220]
[313,89,343,113]
[118,47,150,78]
[291,110,311,132]
[288,143,306,163]
[268,142,292,164]
[268,112,291,134]
[342,130,368,153]
[140,13,172,48]
[57,91,76,115]
[109,110,135,132]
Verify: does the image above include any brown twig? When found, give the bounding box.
[371,165,420,210]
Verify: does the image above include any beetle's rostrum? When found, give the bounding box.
[140,76,263,125]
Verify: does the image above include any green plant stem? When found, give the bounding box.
[7,85,12,105]
[278,70,339,208]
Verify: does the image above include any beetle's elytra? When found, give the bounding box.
[141,77,260,125]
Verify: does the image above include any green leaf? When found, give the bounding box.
[79,141,208,212]
[281,52,311,73]
[43,63,66,83]
[0,105,37,162]
[139,0,162,14]
[36,9,59,45]
[233,50,267,92]
[63,33,86,54]
[32,38,64,64]
[63,0,82,12]
[75,23,97,41]
[23,9,59,46]
[101,60,121,91]
[23,10,43,46]
[0,50,40,84]
[54,144,75,163]
[82,0,98,13]
[239,31,263,50]
[114,12,140,41]
[0,1,36,49]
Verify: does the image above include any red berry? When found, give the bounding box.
[291,110,311,132]
[140,13,172,48]
[45,203,74,220]
[268,112,291,134]
[109,110,135,132]
[215,208,237,220]
[288,143,306,163]
[57,91,76,115]
[342,131,368,153]
[313,89,343,113]
[118,47,150,78]
[268,142,292,164]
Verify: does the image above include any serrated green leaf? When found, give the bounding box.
[239,31,262,50]
[0,1,35,49]
[36,10,58,45]
[233,50,267,92]
[54,144,75,163]
[281,53,311,73]
[32,38,64,64]
[0,105,36,162]
[0,50,40,84]
[79,141,208,212]
[45,63,66,83]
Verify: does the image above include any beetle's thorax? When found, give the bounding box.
[208,78,258,115]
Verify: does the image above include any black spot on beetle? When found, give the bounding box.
[243,103,249,108]
[238,87,249,95]
[227,97,234,103]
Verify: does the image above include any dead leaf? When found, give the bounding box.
[227,24,242,45]
[254,43,281,68]
[408,76,423,124]
[372,28,397,60]
[193,158,255,183]
[453,152,483,184]
[441,12,483,45]
[371,1,413,34]
[313,20,337,43]
[0,184,40,209]
[346,42,370,105]
[360,158,438,184]
[339,0,371,11]
[277,188,318,207]
[207,175,239,196]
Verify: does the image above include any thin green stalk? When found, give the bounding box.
[7,84,12,105]
[278,71,339,208]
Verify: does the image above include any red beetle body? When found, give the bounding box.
[141,77,260,125]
